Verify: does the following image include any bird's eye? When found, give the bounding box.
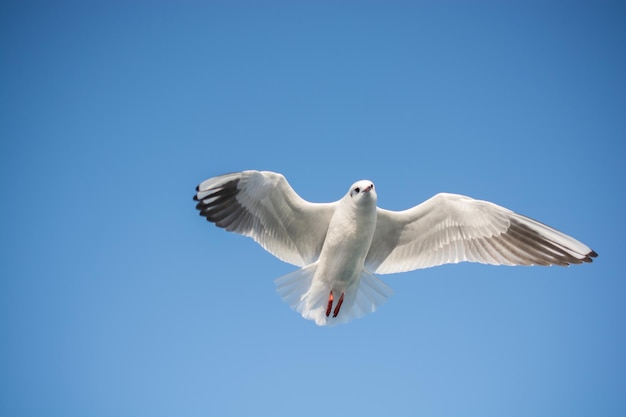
[355,187,360,193]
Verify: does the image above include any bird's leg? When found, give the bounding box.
[332,293,344,318]
[325,290,334,317]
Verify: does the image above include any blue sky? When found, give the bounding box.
[1,1,624,416]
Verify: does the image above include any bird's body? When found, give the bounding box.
[302,181,378,323]
[194,170,597,326]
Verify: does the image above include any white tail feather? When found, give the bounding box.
[275,265,393,326]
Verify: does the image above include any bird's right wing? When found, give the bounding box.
[366,193,597,274]
[194,170,337,267]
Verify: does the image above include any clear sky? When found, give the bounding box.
[1,1,625,416]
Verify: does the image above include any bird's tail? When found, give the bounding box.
[274,264,393,326]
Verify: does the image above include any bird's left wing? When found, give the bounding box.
[366,193,597,274]
[194,170,336,267]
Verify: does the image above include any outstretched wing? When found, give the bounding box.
[366,193,597,274]
[194,170,336,266]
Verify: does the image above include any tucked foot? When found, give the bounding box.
[325,291,334,317]
[332,293,344,318]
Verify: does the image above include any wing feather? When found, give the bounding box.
[194,170,336,266]
[366,193,597,274]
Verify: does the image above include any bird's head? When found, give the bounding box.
[348,180,377,205]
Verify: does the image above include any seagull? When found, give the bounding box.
[194,170,597,326]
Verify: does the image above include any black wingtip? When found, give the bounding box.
[580,249,598,264]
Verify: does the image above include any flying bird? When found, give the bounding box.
[194,170,597,326]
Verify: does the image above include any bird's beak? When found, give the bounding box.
[363,184,373,193]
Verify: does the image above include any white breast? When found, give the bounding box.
[315,195,378,290]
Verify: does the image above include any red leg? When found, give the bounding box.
[332,293,344,318]
[325,291,334,317]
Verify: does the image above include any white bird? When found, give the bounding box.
[194,170,597,326]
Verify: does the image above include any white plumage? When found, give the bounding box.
[194,170,597,326]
